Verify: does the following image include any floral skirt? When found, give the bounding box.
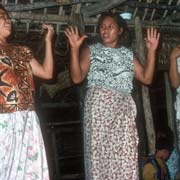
[84,87,139,180]
[0,110,49,180]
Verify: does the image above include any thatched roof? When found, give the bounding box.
[1,0,180,70]
[2,0,180,33]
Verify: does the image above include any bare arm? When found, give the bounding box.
[169,45,180,88]
[64,26,90,84]
[134,27,160,85]
[30,24,54,79]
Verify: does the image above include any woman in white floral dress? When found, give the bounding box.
[0,4,54,180]
[65,12,160,180]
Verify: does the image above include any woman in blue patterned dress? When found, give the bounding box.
[169,45,180,179]
[65,12,160,180]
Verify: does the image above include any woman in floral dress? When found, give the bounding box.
[0,4,54,180]
[65,12,160,180]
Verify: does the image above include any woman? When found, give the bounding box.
[169,45,180,147]
[0,5,54,180]
[169,45,180,179]
[65,12,160,180]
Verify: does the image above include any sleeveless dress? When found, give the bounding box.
[167,56,180,180]
[0,44,49,180]
[175,57,180,138]
[83,43,139,180]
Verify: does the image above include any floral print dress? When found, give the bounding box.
[83,43,139,180]
[0,44,49,180]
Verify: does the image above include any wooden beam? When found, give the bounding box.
[9,12,98,25]
[158,11,180,23]
[5,1,180,12]
[142,0,153,21]
[9,12,69,23]
[4,1,103,12]
[8,12,180,32]
[5,2,61,11]
[127,1,180,11]
[150,0,160,21]
[81,0,127,16]
[69,5,85,34]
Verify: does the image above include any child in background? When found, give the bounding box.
[142,137,173,180]
[157,126,180,180]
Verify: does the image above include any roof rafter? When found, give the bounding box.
[4,0,102,11]
[81,0,127,16]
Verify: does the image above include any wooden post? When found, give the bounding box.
[134,16,156,154]
[69,4,85,34]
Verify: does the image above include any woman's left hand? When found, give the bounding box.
[42,24,54,42]
[145,27,160,51]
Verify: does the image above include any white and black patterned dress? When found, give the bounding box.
[175,57,180,146]
[83,43,139,180]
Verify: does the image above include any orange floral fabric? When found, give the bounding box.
[0,44,35,113]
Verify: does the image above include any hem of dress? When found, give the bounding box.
[0,106,35,114]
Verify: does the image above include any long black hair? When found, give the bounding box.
[97,12,131,48]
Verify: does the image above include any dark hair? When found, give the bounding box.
[156,126,174,144]
[155,137,173,153]
[0,4,8,13]
[97,12,131,47]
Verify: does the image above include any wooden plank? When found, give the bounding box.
[69,5,85,34]
[8,11,180,33]
[9,12,98,24]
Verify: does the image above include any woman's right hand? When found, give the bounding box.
[170,45,180,60]
[64,26,88,49]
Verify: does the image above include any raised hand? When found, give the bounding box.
[170,45,180,59]
[64,26,88,49]
[145,27,160,51]
[42,24,54,42]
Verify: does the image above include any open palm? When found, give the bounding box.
[64,26,87,49]
[145,27,160,51]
